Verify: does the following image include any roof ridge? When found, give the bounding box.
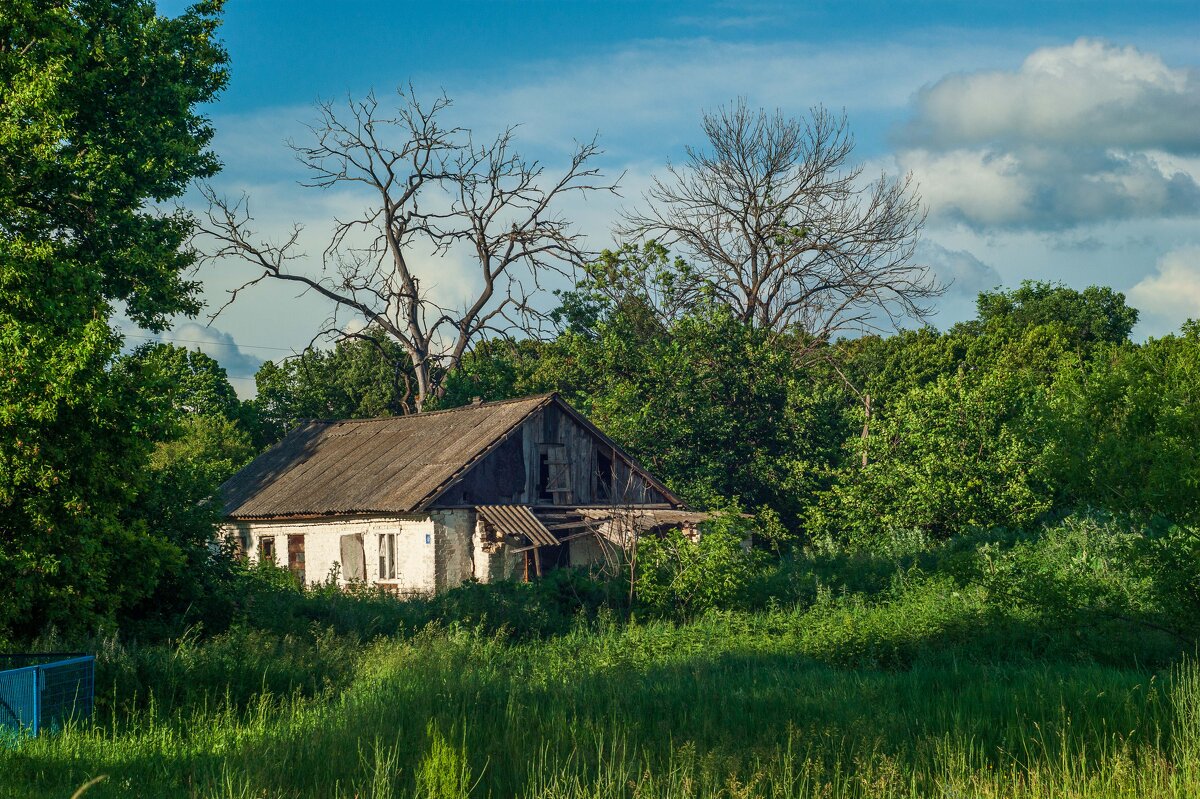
[313,392,558,425]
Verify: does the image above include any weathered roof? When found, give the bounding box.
[220,394,555,519]
[578,508,712,529]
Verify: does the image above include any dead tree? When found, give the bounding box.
[619,100,942,341]
[197,87,617,412]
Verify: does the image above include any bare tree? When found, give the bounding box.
[620,100,942,339]
[196,87,618,412]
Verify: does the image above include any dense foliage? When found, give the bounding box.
[231,277,1200,623]
[0,1,228,642]
[250,334,415,446]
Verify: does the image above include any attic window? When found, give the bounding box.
[538,452,552,501]
[537,443,570,503]
[596,450,614,501]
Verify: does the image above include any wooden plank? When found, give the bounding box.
[543,520,594,531]
[513,529,601,553]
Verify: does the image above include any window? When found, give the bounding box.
[259,535,276,563]
[538,452,552,501]
[340,534,365,582]
[378,533,397,580]
[287,534,305,584]
[537,443,571,503]
[596,450,615,501]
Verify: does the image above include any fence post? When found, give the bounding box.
[30,667,41,736]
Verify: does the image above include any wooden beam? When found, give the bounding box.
[543,520,595,531]
[513,529,597,552]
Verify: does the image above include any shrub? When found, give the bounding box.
[634,512,765,618]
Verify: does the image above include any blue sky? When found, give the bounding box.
[150,1,1200,393]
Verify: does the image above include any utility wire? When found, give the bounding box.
[123,334,292,383]
[124,334,298,353]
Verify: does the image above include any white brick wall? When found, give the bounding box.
[221,510,615,593]
[431,509,475,591]
[227,515,438,593]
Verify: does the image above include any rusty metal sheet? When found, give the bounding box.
[476,505,560,548]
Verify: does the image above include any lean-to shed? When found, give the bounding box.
[219,393,703,593]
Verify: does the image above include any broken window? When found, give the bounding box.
[259,535,276,564]
[378,533,397,580]
[537,443,571,503]
[596,449,615,501]
[340,534,365,582]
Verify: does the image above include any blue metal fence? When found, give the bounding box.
[0,653,94,737]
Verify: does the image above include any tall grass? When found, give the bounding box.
[4,513,1195,798]
[2,612,1197,799]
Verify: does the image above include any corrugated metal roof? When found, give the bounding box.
[220,394,554,519]
[476,505,560,547]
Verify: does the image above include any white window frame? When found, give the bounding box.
[378,533,398,580]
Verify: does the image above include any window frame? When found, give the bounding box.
[377,532,398,580]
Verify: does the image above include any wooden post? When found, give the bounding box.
[860,392,871,468]
[533,546,543,578]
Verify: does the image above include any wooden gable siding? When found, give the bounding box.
[430,404,669,507]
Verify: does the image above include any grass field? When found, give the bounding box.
[2,608,1198,799]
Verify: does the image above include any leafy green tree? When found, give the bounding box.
[119,343,256,483]
[839,328,964,406]
[813,327,1070,545]
[114,344,254,634]
[529,306,843,529]
[1046,323,1200,526]
[634,512,765,618]
[0,1,227,640]
[439,338,547,409]
[550,241,703,337]
[128,343,244,419]
[957,281,1138,351]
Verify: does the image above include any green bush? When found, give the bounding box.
[634,512,765,618]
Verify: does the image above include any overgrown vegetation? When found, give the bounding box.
[5,544,1200,798]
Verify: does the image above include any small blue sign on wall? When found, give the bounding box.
[425,533,431,544]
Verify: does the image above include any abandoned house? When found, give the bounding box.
[219,393,706,593]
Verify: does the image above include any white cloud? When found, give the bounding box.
[1128,247,1200,335]
[905,144,1200,228]
[905,38,1200,153]
[158,322,265,377]
[898,39,1200,230]
[905,148,1032,227]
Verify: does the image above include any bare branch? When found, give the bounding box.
[194,87,618,411]
[619,100,943,345]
